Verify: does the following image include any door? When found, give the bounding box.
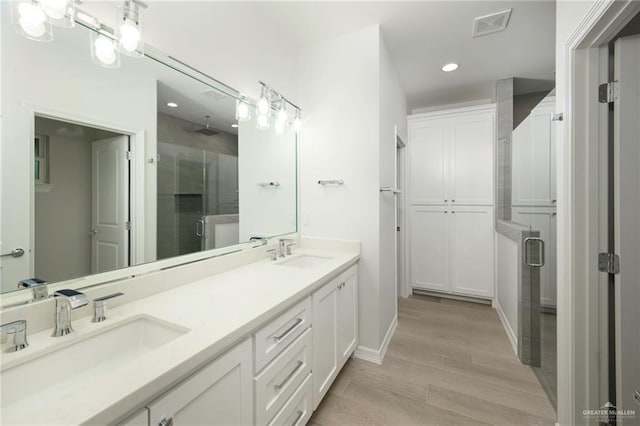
[449,206,494,297]
[450,113,494,205]
[337,269,357,365]
[512,207,557,308]
[312,279,338,409]
[613,34,640,421]
[91,136,130,274]
[410,206,448,291]
[409,119,449,205]
[148,339,253,426]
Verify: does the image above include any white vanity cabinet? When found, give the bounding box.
[146,338,253,426]
[312,265,358,409]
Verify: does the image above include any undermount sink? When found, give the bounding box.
[277,255,332,269]
[1,315,189,411]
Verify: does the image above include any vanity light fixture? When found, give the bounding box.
[256,112,271,130]
[255,81,302,134]
[276,96,288,124]
[441,63,460,72]
[90,30,120,68]
[40,0,76,28]
[11,0,53,42]
[235,96,251,122]
[256,85,271,116]
[166,102,178,108]
[116,0,147,57]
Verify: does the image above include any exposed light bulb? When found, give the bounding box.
[119,18,140,52]
[257,96,270,116]
[256,113,270,130]
[19,17,46,37]
[40,0,69,20]
[19,2,46,24]
[94,35,117,65]
[235,99,250,121]
[277,106,287,124]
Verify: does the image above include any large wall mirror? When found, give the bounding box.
[0,4,298,304]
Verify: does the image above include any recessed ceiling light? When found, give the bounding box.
[231,124,239,128]
[166,102,178,108]
[441,63,459,72]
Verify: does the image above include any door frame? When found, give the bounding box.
[559,1,640,424]
[26,104,147,269]
[395,125,410,299]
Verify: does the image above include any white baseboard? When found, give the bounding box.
[493,299,517,356]
[354,316,397,365]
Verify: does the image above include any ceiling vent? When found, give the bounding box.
[472,9,512,38]
[200,89,227,101]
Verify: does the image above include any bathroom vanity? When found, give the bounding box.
[0,239,360,425]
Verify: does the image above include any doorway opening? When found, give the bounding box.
[33,116,131,283]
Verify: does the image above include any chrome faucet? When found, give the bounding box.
[52,289,88,337]
[279,239,296,257]
[250,236,268,246]
[0,320,29,352]
[92,292,124,323]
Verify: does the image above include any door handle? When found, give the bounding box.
[524,237,545,267]
[1,248,25,258]
[195,219,205,237]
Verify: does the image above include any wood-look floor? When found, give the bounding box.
[309,294,557,426]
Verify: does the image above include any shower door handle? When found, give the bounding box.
[195,219,205,237]
[524,237,545,267]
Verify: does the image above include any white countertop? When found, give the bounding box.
[0,247,359,425]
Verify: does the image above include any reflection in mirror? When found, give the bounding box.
[0,3,298,299]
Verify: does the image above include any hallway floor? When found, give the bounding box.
[309,294,557,425]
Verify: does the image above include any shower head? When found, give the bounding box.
[195,115,218,136]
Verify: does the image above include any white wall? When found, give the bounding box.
[378,38,408,342]
[0,7,157,290]
[496,232,518,350]
[298,25,407,354]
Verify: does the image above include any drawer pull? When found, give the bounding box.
[291,409,305,426]
[275,360,304,390]
[274,318,303,342]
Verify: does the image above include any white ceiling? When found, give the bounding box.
[254,1,556,110]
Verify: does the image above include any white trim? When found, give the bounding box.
[558,1,640,424]
[493,299,517,356]
[411,98,494,115]
[354,315,397,365]
[408,103,496,121]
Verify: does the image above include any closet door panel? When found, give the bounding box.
[409,120,449,205]
[450,114,494,205]
[411,206,448,291]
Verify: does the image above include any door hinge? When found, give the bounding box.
[125,221,131,231]
[598,252,620,274]
[598,81,619,104]
[125,151,132,161]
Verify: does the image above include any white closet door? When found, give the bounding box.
[512,206,557,308]
[449,206,494,297]
[449,114,494,205]
[410,206,448,291]
[409,120,449,205]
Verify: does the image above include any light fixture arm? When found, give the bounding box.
[258,81,302,113]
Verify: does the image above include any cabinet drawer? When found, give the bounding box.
[268,374,312,426]
[255,328,311,426]
[254,297,311,372]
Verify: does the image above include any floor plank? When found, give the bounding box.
[310,295,557,425]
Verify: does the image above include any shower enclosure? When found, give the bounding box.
[157,141,239,260]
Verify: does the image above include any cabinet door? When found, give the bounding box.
[512,207,557,307]
[337,268,358,366]
[409,119,449,205]
[119,409,149,426]
[512,103,555,206]
[410,206,448,292]
[449,206,494,298]
[312,279,339,409]
[148,339,253,426]
[450,114,494,205]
